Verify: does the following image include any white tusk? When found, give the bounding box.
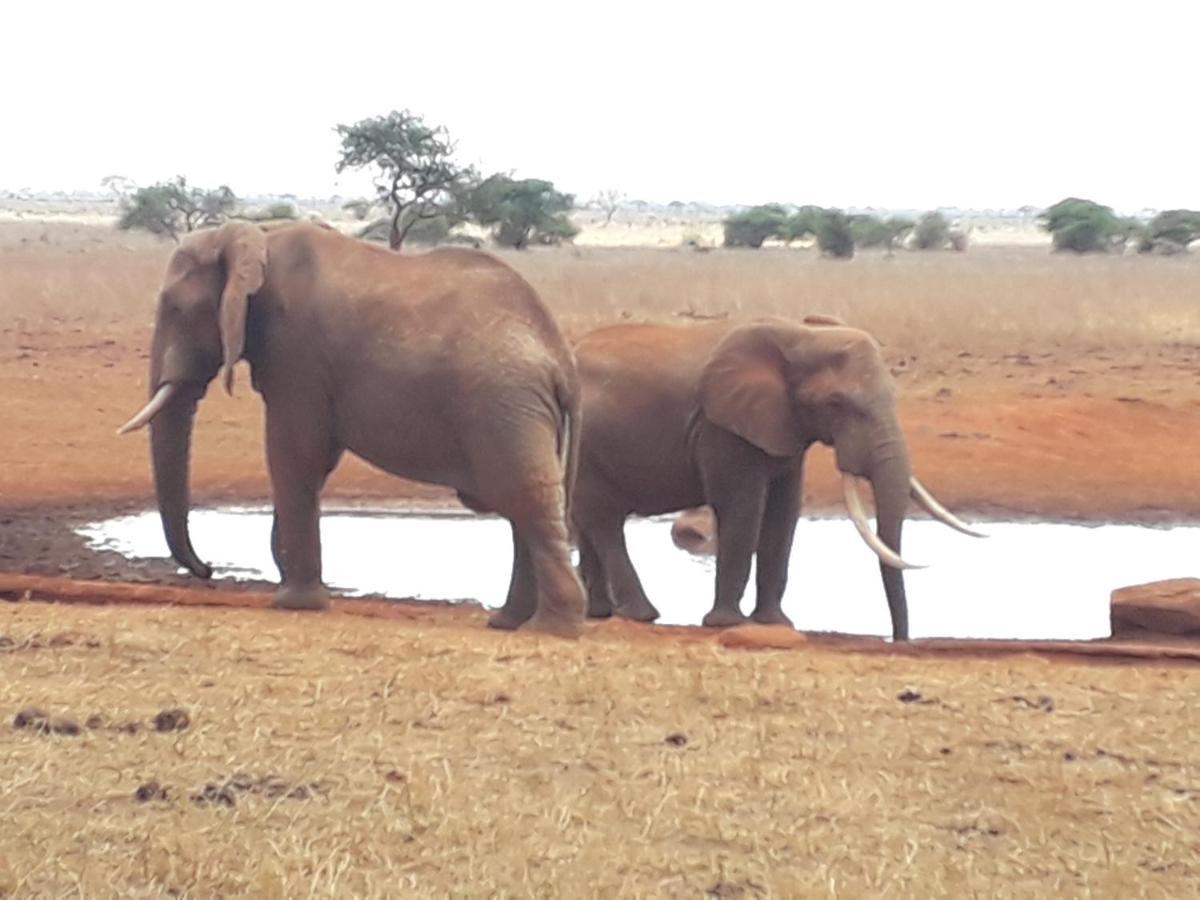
[842,473,925,570]
[116,383,177,435]
[909,476,986,537]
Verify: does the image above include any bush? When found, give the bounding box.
[722,205,789,248]
[779,206,823,244]
[852,215,914,252]
[913,211,951,250]
[813,209,854,259]
[358,212,476,246]
[1138,210,1200,254]
[466,175,577,249]
[117,177,236,241]
[342,199,374,221]
[263,202,298,220]
[237,202,299,222]
[1039,198,1127,253]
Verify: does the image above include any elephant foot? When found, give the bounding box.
[273,583,330,611]
[586,598,614,619]
[702,606,749,628]
[614,597,660,623]
[524,608,584,639]
[487,607,533,631]
[751,606,794,627]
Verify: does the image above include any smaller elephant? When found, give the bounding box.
[572,314,980,640]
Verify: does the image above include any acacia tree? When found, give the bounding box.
[116,176,236,242]
[852,214,914,255]
[467,175,578,249]
[1039,197,1134,253]
[593,188,624,226]
[334,110,475,250]
[813,208,855,258]
[722,204,789,248]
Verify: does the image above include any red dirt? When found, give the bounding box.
[5,255,1200,661]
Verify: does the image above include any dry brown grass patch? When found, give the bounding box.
[3,599,1199,896]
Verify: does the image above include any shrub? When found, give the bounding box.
[1039,198,1126,253]
[913,211,951,250]
[1137,210,1200,254]
[779,206,823,244]
[466,175,578,249]
[852,215,914,252]
[813,209,855,259]
[722,205,789,248]
[342,199,374,221]
[237,201,299,222]
[117,177,236,241]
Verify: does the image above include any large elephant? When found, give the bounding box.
[118,221,585,636]
[570,315,980,641]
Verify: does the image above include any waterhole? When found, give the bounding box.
[78,509,1200,640]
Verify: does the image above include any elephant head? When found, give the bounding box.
[117,222,268,578]
[698,317,978,639]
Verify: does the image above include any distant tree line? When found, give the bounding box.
[112,108,1200,258]
[722,205,966,258]
[116,109,577,252]
[1038,199,1200,255]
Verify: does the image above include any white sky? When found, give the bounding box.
[2,0,1196,211]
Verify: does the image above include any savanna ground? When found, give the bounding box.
[2,217,1200,895]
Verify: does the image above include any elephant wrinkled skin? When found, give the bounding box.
[572,316,978,640]
[119,222,585,635]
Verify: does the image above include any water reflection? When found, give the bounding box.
[78,508,1200,640]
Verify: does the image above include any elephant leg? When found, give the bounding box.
[578,533,614,619]
[266,408,337,611]
[585,516,659,622]
[752,467,802,626]
[488,524,537,630]
[471,419,585,637]
[703,482,769,628]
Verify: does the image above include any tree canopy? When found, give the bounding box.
[335,110,475,250]
[116,177,236,241]
[722,205,789,248]
[465,175,578,249]
[1038,198,1136,253]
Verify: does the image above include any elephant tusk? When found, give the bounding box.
[909,476,986,537]
[116,383,177,435]
[842,473,924,570]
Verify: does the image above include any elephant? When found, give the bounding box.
[570,314,981,640]
[117,221,585,636]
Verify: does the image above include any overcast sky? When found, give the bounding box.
[2,0,1195,211]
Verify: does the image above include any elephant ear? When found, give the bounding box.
[699,325,804,457]
[188,223,268,394]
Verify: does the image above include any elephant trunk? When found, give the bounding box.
[869,440,912,641]
[149,393,212,579]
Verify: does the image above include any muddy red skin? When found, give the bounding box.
[570,317,919,639]
[124,222,584,636]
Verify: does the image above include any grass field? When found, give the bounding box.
[5,221,1200,359]
[4,599,1200,897]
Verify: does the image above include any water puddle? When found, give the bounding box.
[78,508,1200,640]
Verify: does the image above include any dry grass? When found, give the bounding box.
[499,245,1200,358]
[5,223,1200,364]
[3,599,1199,897]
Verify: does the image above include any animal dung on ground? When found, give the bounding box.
[153,707,191,732]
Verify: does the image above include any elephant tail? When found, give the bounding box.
[555,372,582,541]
